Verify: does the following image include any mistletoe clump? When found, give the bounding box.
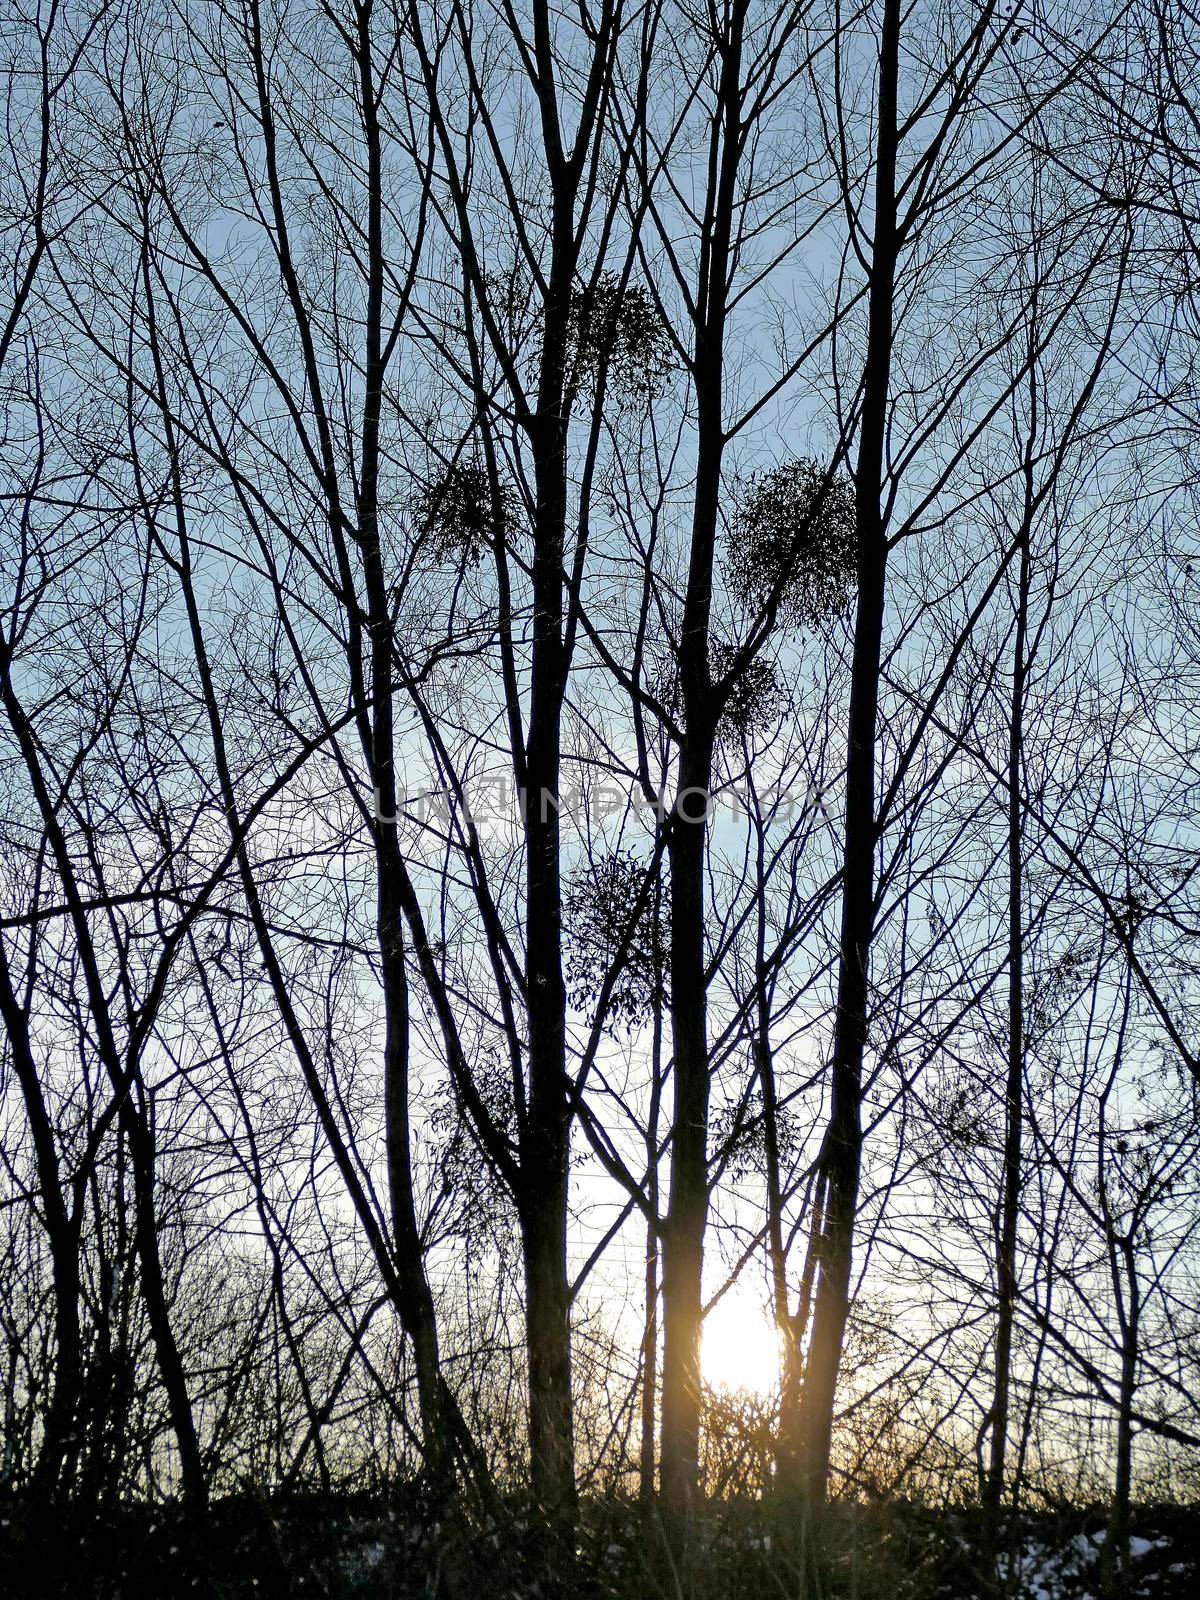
[566,272,675,400]
[642,642,784,745]
[711,641,788,744]
[564,849,670,1030]
[730,458,857,629]
[410,459,518,564]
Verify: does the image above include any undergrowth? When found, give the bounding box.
[0,1487,1196,1600]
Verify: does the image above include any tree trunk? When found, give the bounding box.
[640,974,664,1503]
[520,315,574,1518]
[657,0,748,1521]
[124,1100,208,1510]
[0,667,206,1512]
[661,745,715,1515]
[519,753,574,1520]
[356,0,459,1486]
[0,945,83,1504]
[1104,1250,1139,1597]
[790,0,900,1504]
[520,704,573,1515]
[986,528,1031,1515]
[755,837,804,1494]
[520,680,573,1514]
[763,1024,821,1498]
[519,1170,574,1516]
[381,904,456,1491]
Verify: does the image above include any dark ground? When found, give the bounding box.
[1,1487,1196,1600]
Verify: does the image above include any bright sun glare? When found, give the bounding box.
[700,1291,782,1396]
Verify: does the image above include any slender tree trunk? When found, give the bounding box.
[761,1028,802,1483]
[520,370,574,1522]
[777,1233,818,1496]
[519,790,574,1523]
[519,1167,573,1516]
[403,0,623,1517]
[380,907,455,1490]
[518,176,574,1508]
[763,1021,821,1495]
[661,740,715,1516]
[791,0,900,1504]
[354,6,458,1491]
[640,971,664,1503]
[520,680,573,1518]
[123,1100,207,1509]
[753,810,805,1492]
[658,1,747,1520]
[986,529,1031,1515]
[521,654,573,1521]
[521,677,573,1520]
[0,945,83,1503]
[0,668,206,1512]
[1103,1243,1139,1597]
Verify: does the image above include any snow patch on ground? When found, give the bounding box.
[996,1529,1190,1599]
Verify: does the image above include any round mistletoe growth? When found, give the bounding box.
[566,273,675,400]
[410,460,517,565]
[711,641,787,744]
[564,850,670,1030]
[730,458,857,629]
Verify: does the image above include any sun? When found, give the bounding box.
[701,1289,782,1397]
